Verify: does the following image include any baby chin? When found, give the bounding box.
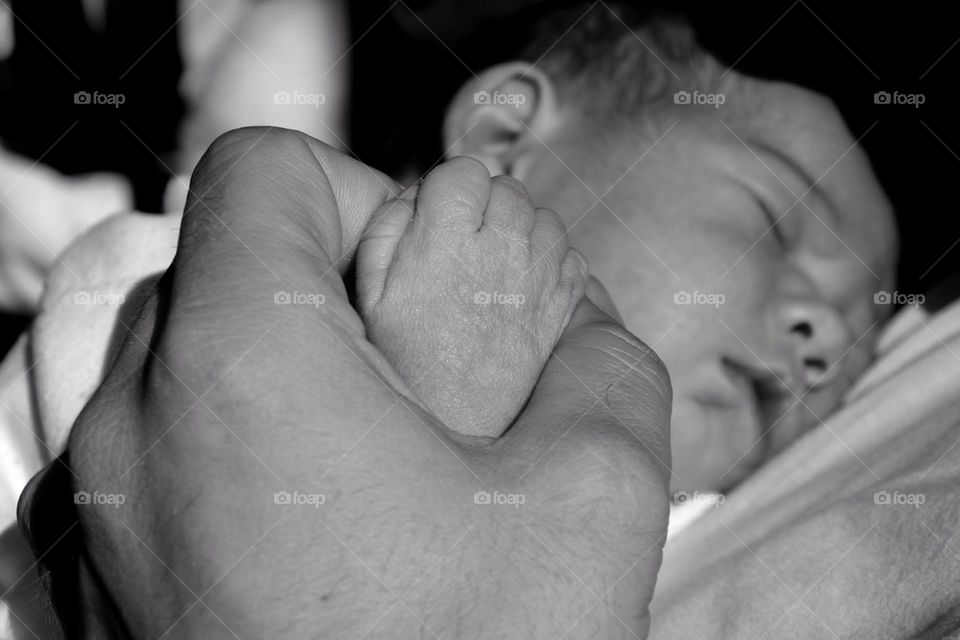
[670,372,856,493]
[669,393,767,493]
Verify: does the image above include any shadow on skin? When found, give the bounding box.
[102,273,166,376]
[6,274,166,640]
[0,521,55,640]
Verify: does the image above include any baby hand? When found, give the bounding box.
[357,158,587,438]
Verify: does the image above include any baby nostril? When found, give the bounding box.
[791,321,814,339]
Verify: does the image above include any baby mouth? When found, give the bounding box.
[721,358,797,434]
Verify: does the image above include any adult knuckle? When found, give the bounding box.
[555,427,670,531]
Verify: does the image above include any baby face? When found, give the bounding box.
[518,79,897,491]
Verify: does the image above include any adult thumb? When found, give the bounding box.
[504,293,673,482]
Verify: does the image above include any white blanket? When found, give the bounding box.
[653,299,960,638]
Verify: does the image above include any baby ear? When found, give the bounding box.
[443,62,561,177]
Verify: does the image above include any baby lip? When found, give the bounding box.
[721,358,798,425]
[724,358,796,396]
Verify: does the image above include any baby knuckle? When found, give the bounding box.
[531,208,569,254]
[492,185,535,224]
[534,207,565,234]
[491,175,534,206]
[445,155,489,175]
[438,194,483,220]
[430,158,490,206]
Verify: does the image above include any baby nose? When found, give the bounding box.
[773,298,852,389]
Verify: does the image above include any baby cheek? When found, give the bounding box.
[715,245,782,300]
[718,248,807,336]
[668,223,780,313]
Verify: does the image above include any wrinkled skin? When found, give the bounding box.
[20,128,672,639]
[357,166,588,438]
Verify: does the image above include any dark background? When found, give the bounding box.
[353,0,960,294]
[2,0,958,355]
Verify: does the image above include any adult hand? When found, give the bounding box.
[20,128,672,639]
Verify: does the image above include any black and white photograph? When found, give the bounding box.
[1,0,960,637]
